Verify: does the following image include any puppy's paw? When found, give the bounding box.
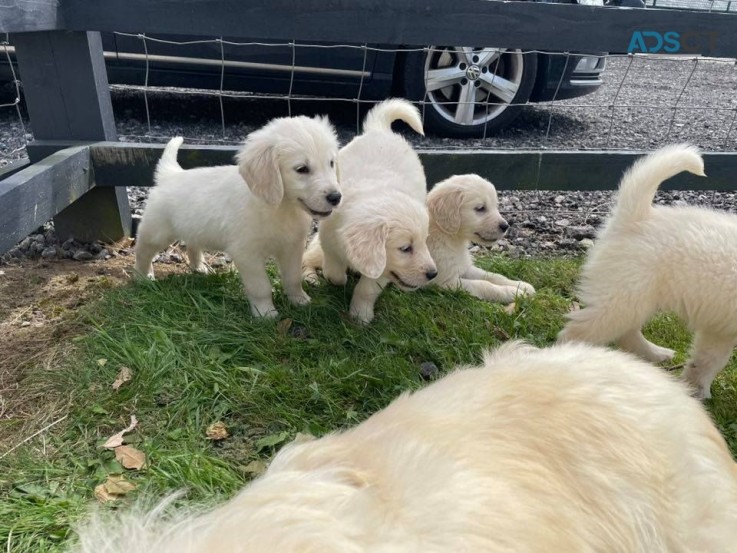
[288,290,312,306]
[251,302,279,319]
[496,286,521,305]
[513,281,536,297]
[193,263,211,274]
[323,267,348,286]
[349,305,374,325]
[302,271,321,286]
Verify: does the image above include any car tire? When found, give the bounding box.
[400,47,538,138]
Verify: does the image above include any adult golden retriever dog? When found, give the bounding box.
[73,342,737,552]
[558,144,737,399]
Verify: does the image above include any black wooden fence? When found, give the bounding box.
[1,0,736,254]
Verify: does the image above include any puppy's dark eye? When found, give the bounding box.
[330,160,335,168]
[295,165,310,174]
[399,244,413,254]
[474,205,487,213]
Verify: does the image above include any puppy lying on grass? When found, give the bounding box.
[135,116,341,319]
[426,173,535,303]
[72,342,737,552]
[558,144,737,399]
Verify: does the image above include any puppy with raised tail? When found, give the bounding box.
[302,99,437,324]
[71,342,737,552]
[426,174,535,303]
[558,143,737,399]
[135,116,341,319]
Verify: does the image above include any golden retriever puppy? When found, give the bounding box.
[426,174,535,303]
[72,342,737,552]
[558,144,737,399]
[302,99,437,324]
[134,116,341,319]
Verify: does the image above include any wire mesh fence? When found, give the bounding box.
[2,2,737,258]
[0,33,28,170]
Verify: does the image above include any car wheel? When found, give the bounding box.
[400,47,538,138]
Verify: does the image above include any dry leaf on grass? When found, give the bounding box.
[243,460,267,476]
[96,358,108,367]
[276,318,293,336]
[112,366,133,391]
[103,415,138,449]
[503,302,516,315]
[206,421,229,441]
[94,474,136,503]
[114,445,147,470]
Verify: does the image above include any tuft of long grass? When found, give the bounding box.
[1,255,734,552]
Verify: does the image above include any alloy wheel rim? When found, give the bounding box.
[423,46,525,127]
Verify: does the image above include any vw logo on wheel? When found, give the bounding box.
[465,64,482,80]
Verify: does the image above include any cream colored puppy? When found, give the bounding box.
[134,116,341,319]
[302,99,437,324]
[558,144,737,399]
[426,174,535,303]
[72,342,737,552]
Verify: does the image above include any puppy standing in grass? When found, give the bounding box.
[426,174,535,303]
[302,99,437,324]
[558,144,737,399]
[72,342,737,552]
[134,116,341,319]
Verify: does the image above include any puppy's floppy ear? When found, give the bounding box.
[343,221,389,280]
[236,132,284,206]
[427,186,464,235]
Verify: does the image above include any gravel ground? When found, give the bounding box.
[2,55,737,264]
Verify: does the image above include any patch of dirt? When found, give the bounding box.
[0,241,190,449]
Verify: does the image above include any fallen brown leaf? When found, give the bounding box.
[94,483,117,504]
[94,474,137,503]
[242,460,267,476]
[112,366,133,391]
[103,415,139,449]
[276,318,293,336]
[103,474,136,495]
[206,421,229,441]
[114,445,147,470]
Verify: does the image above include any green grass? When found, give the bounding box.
[1,255,735,552]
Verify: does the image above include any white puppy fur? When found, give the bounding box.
[71,342,737,552]
[134,116,341,318]
[302,99,437,324]
[426,174,535,303]
[557,143,737,399]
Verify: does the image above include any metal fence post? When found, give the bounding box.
[12,30,131,243]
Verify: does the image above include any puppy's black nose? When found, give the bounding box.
[425,269,438,281]
[326,191,342,206]
[499,221,510,232]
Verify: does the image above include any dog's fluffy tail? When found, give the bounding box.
[362,98,424,136]
[155,136,185,181]
[610,144,705,227]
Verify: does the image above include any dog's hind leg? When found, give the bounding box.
[187,244,209,273]
[558,302,653,349]
[681,331,735,400]
[321,245,348,286]
[617,329,675,364]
